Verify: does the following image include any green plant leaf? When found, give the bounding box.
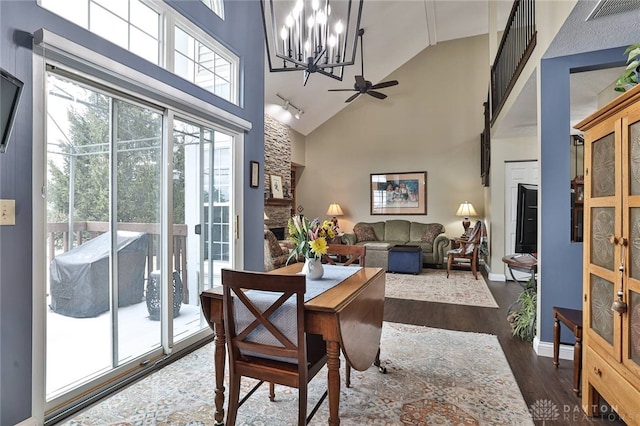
[624,43,640,55]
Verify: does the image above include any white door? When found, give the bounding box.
[504,161,538,281]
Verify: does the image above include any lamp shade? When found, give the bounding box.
[456,202,477,218]
[326,204,344,216]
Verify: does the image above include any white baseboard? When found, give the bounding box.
[15,417,38,426]
[488,272,506,281]
[535,339,575,361]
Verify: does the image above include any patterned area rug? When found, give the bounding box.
[63,323,532,425]
[385,269,499,308]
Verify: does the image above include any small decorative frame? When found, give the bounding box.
[370,171,427,215]
[250,161,259,188]
[270,174,283,198]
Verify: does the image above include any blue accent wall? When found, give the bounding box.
[0,1,264,424]
[539,48,625,343]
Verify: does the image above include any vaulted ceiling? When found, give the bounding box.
[263,0,640,139]
[264,0,513,136]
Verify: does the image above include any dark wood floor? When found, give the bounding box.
[384,270,625,426]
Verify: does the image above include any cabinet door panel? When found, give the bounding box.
[592,132,616,198]
[630,290,640,365]
[591,207,615,271]
[629,119,640,196]
[591,274,615,345]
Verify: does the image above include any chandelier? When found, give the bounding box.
[261,0,364,85]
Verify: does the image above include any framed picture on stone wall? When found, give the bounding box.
[270,174,283,198]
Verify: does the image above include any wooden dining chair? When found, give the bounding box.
[446,220,482,280]
[221,269,328,426]
[322,244,366,267]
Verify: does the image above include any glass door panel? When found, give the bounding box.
[113,99,163,363]
[45,73,163,398]
[172,118,233,342]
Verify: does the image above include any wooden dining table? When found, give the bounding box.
[200,263,386,425]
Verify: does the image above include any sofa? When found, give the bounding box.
[342,220,449,269]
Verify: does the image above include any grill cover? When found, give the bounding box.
[50,231,148,318]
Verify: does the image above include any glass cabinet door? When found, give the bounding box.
[623,112,640,375]
[584,121,622,362]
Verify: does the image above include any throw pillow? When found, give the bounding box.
[421,224,444,243]
[354,224,377,242]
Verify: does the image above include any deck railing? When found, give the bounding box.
[47,221,189,302]
[491,0,537,122]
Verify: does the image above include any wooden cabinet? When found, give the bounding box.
[576,83,640,425]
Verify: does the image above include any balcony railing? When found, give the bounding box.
[491,0,537,122]
[47,221,189,302]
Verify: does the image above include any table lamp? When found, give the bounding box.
[456,201,477,236]
[326,203,344,227]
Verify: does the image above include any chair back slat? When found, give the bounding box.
[322,244,366,267]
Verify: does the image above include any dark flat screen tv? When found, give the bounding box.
[515,183,538,254]
[1,68,24,154]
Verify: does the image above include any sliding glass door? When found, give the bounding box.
[44,70,236,405]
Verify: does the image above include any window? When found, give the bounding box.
[174,25,233,102]
[200,0,223,18]
[39,0,238,104]
[41,0,160,65]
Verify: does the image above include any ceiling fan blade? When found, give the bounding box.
[355,75,366,88]
[328,89,357,92]
[345,92,361,103]
[367,91,387,100]
[371,80,399,90]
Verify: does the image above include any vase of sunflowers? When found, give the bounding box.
[286,215,337,280]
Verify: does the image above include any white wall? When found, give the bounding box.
[297,35,489,238]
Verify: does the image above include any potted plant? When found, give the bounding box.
[615,43,640,92]
[507,277,537,341]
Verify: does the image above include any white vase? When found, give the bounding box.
[301,257,324,280]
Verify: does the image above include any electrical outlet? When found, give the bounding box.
[0,200,16,226]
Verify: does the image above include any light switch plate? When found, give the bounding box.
[0,199,16,225]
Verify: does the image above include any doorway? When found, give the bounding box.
[504,161,538,281]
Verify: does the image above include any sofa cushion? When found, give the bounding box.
[410,222,445,243]
[354,224,378,242]
[384,220,411,242]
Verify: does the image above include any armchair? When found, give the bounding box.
[446,220,482,280]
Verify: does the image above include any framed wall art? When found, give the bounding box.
[270,174,283,198]
[250,161,259,188]
[370,171,427,215]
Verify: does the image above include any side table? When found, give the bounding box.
[553,306,583,396]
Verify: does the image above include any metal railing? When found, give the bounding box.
[491,0,537,122]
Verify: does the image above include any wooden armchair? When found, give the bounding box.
[322,244,366,267]
[221,269,328,426]
[446,220,482,280]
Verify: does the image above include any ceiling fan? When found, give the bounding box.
[328,28,399,103]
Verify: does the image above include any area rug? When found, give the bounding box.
[63,323,532,425]
[385,269,499,308]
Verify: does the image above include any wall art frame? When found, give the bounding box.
[370,171,427,215]
[270,174,283,198]
[250,161,259,188]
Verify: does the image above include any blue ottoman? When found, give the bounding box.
[388,245,422,274]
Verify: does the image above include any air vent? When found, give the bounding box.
[587,0,640,20]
